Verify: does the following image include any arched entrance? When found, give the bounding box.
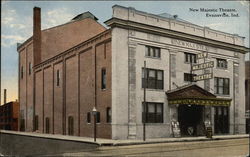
[178,105,204,136]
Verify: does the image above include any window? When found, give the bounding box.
[34,115,38,131]
[87,112,91,123]
[45,117,50,134]
[21,66,24,79]
[142,68,163,89]
[214,77,230,95]
[217,58,227,69]
[142,102,163,123]
[68,116,74,135]
[106,107,111,123]
[184,73,197,82]
[101,68,106,89]
[185,52,197,63]
[145,46,161,58]
[28,62,32,75]
[56,70,60,87]
[20,119,25,131]
[214,106,229,134]
[96,112,100,123]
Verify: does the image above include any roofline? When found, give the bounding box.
[105,17,249,53]
[111,5,246,39]
[17,14,104,51]
[33,29,111,69]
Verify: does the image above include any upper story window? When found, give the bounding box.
[21,66,24,79]
[185,52,197,64]
[101,68,106,89]
[56,70,60,87]
[216,58,227,69]
[184,73,197,82]
[145,46,161,58]
[28,62,32,75]
[214,77,230,95]
[142,102,163,123]
[142,68,163,90]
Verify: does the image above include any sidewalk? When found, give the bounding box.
[1,130,248,147]
[96,134,249,146]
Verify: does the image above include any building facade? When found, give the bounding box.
[18,6,248,139]
[18,7,112,138]
[0,101,19,131]
[105,5,248,139]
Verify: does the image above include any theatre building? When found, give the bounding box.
[18,5,249,139]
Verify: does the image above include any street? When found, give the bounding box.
[49,138,249,157]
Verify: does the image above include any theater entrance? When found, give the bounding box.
[178,105,204,136]
[166,84,232,137]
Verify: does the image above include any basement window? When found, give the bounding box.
[45,117,50,134]
[87,112,91,123]
[106,107,111,123]
[68,116,74,135]
[34,115,38,131]
[96,112,100,123]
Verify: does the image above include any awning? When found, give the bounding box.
[166,84,231,107]
[168,97,231,106]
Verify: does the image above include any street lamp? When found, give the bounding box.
[92,107,97,142]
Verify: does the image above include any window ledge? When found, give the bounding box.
[142,123,164,125]
[214,94,231,97]
[184,62,197,64]
[141,88,164,92]
[145,56,161,60]
[216,67,228,70]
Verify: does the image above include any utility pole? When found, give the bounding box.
[143,61,146,141]
[0,50,1,105]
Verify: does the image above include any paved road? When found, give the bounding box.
[48,138,249,157]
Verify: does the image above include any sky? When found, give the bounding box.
[1,0,249,104]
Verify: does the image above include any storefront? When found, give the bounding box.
[167,84,231,137]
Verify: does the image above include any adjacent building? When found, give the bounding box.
[0,101,19,131]
[245,61,250,133]
[18,5,249,139]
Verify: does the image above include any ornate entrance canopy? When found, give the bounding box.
[166,84,231,106]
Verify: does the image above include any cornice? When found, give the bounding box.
[105,18,249,54]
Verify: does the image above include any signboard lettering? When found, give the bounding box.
[192,61,214,71]
[193,73,213,81]
[171,39,208,51]
[197,52,208,59]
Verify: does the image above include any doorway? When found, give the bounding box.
[178,105,204,136]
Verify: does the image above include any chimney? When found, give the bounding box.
[33,7,41,65]
[4,89,6,104]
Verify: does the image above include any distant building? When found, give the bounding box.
[18,6,249,139]
[245,61,250,133]
[0,101,19,131]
